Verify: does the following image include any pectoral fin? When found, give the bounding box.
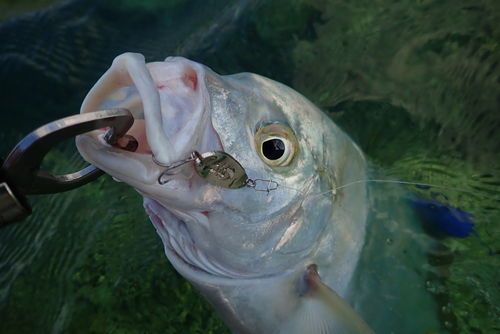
[280,265,375,334]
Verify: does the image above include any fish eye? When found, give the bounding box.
[262,138,285,160]
[255,124,297,167]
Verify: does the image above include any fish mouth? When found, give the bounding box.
[77,52,223,186]
[76,53,243,279]
[144,197,244,278]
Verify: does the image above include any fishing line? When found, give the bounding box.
[279,179,500,202]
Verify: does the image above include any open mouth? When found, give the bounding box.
[77,53,241,277]
[77,53,223,184]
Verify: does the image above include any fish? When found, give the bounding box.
[76,52,443,333]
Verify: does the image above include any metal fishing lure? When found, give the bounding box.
[153,151,279,193]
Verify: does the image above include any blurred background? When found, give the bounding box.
[0,0,498,333]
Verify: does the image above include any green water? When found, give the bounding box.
[0,0,499,333]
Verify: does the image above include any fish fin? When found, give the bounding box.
[280,265,374,334]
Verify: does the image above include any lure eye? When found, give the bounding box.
[255,124,297,167]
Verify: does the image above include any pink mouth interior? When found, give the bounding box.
[117,120,151,154]
[158,68,198,91]
[81,53,222,164]
[120,65,198,155]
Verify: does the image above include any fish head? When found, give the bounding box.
[77,53,368,324]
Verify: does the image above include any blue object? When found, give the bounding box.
[410,192,493,255]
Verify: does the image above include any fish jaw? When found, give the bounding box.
[144,196,250,278]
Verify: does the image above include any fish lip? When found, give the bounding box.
[144,197,245,279]
[77,52,223,185]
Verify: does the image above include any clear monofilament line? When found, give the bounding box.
[280,179,500,201]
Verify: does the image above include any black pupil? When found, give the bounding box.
[262,139,285,160]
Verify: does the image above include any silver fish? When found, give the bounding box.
[77,53,441,333]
